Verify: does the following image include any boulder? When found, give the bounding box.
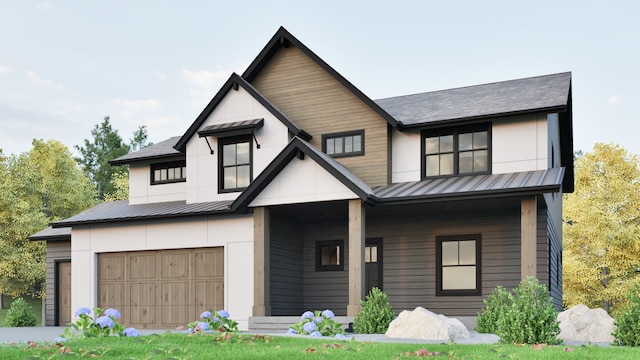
[558,304,615,343]
[385,307,470,341]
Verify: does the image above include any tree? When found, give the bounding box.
[75,117,151,200]
[0,140,96,298]
[563,143,640,315]
[103,171,129,201]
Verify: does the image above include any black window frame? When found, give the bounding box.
[322,130,365,158]
[315,240,344,272]
[218,135,253,193]
[421,124,491,179]
[150,160,187,185]
[436,234,482,296]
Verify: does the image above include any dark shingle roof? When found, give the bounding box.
[376,72,571,128]
[373,168,564,204]
[29,226,71,241]
[52,200,233,227]
[110,136,183,165]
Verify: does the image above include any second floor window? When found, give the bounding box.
[423,125,489,178]
[322,130,364,158]
[151,161,186,185]
[219,136,252,192]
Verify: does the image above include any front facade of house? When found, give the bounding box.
[32,27,573,330]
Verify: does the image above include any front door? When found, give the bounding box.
[365,239,382,296]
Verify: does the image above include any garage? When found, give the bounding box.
[98,247,224,329]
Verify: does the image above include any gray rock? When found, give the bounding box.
[558,304,615,343]
[385,307,470,341]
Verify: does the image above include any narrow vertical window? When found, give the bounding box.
[219,136,252,192]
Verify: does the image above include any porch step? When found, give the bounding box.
[248,316,355,333]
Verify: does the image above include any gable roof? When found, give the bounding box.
[376,72,572,128]
[110,136,183,166]
[174,73,310,153]
[242,26,398,128]
[232,136,375,211]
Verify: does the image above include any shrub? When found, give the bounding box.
[184,309,238,334]
[4,298,37,327]
[61,307,136,339]
[288,309,344,337]
[476,277,560,344]
[353,287,395,334]
[613,284,640,346]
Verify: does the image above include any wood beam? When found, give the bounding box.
[521,196,537,279]
[253,207,271,316]
[347,199,365,316]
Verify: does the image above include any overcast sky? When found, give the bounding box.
[1,1,638,157]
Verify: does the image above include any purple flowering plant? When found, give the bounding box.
[61,307,136,339]
[185,309,238,334]
[288,309,344,337]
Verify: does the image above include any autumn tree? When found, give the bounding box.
[0,140,96,298]
[563,143,640,315]
[75,116,150,200]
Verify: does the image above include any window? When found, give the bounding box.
[423,125,489,177]
[151,161,186,185]
[322,130,364,158]
[219,136,252,192]
[316,240,344,271]
[436,235,481,296]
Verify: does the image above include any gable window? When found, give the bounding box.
[316,240,344,271]
[151,161,186,185]
[436,234,481,296]
[423,125,489,177]
[322,130,364,158]
[219,136,252,192]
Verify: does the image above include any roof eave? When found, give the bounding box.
[108,153,185,166]
[50,208,236,228]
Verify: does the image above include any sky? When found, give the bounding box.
[0,1,638,157]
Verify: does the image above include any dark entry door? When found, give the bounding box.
[365,239,382,296]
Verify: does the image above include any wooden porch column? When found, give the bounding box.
[253,207,271,316]
[521,196,537,279]
[347,199,365,316]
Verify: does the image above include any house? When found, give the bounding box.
[31,27,573,330]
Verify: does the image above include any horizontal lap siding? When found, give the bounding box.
[45,241,71,326]
[270,215,303,315]
[252,46,389,186]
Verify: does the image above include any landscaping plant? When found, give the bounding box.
[613,283,640,346]
[184,309,238,333]
[476,277,560,344]
[61,307,138,339]
[4,297,37,327]
[288,309,345,337]
[353,287,395,334]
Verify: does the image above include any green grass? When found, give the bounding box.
[0,333,639,359]
[0,295,42,327]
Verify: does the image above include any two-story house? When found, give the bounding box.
[31,27,573,330]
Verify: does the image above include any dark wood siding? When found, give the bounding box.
[45,241,71,326]
[251,45,390,186]
[270,214,303,315]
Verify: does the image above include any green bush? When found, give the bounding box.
[476,277,560,344]
[4,298,37,327]
[353,287,395,334]
[613,284,640,346]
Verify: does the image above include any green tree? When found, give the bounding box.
[0,140,96,298]
[76,117,151,200]
[103,171,129,201]
[563,143,640,315]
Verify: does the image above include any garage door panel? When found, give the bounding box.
[98,247,223,329]
[99,256,125,281]
[130,254,156,280]
[161,252,190,279]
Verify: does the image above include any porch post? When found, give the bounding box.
[521,196,537,279]
[347,199,365,316]
[253,207,271,316]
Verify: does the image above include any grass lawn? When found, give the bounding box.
[0,295,42,327]
[0,333,639,359]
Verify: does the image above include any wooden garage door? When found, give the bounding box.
[98,248,223,329]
